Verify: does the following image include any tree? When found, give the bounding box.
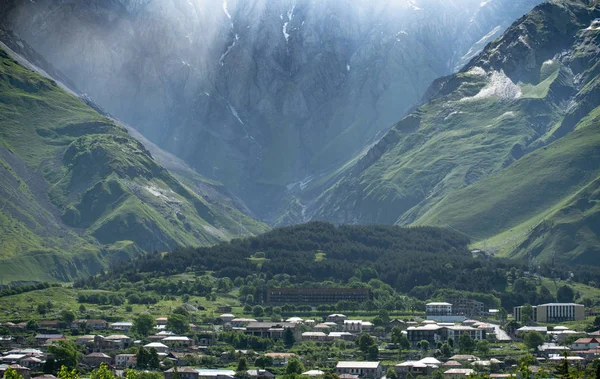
[497,308,508,323]
[57,366,80,379]
[285,358,305,375]
[49,341,80,370]
[458,333,475,354]
[137,347,151,369]
[243,304,252,313]
[391,327,403,347]
[43,358,56,374]
[386,368,398,379]
[148,348,160,370]
[167,313,190,335]
[79,305,86,313]
[538,286,555,304]
[37,303,48,315]
[3,367,24,379]
[476,340,490,357]
[284,328,296,347]
[524,331,545,351]
[441,343,452,357]
[557,285,575,303]
[367,344,379,360]
[26,320,38,330]
[252,306,264,318]
[447,337,454,348]
[90,363,115,379]
[255,355,273,369]
[61,309,76,324]
[237,357,248,372]
[417,340,430,352]
[399,335,411,351]
[378,309,391,324]
[134,314,155,336]
[521,304,534,324]
[358,333,375,354]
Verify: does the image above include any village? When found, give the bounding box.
[1,298,599,379]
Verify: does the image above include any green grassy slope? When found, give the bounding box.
[0,46,267,282]
[312,0,600,265]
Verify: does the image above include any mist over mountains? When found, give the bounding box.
[0,0,543,222]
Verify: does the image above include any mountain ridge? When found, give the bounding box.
[312,0,600,265]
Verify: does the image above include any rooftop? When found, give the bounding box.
[337,361,380,369]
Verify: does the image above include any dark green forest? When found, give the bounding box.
[76,222,600,310]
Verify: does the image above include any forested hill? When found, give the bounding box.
[79,222,600,309]
[108,222,476,291]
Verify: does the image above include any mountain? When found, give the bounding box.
[0,32,267,283]
[0,0,543,222]
[313,0,600,265]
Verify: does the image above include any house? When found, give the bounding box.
[84,352,111,368]
[301,332,332,341]
[302,370,324,377]
[449,355,480,363]
[110,322,133,332]
[115,354,136,368]
[165,368,199,379]
[34,334,64,346]
[104,335,134,349]
[19,357,43,371]
[387,319,407,331]
[0,364,31,379]
[156,318,169,326]
[515,326,547,337]
[245,322,299,340]
[196,369,235,379]
[327,314,348,323]
[264,353,296,366]
[444,369,475,379]
[329,332,355,341]
[71,320,108,330]
[0,355,27,364]
[572,338,600,351]
[162,336,194,349]
[75,335,96,346]
[343,320,363,333]
[395,362,428,378]
[247,369,276,379]
[230,318,257,328]
[220,314,235,323]
[166,352,202,366]
[336,362,382,379]
[38,321,61,331]
[144,342,169,353]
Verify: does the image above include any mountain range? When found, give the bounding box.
[0,0,599,281]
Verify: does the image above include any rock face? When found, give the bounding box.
[313,0,600,265]
[0,0,542,222]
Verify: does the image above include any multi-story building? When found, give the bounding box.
[115,354,136,368]
[445,297,485,317]
[336,362,382,379]
[407,324,485,346]
[266,288,371,305]
[513,303,585,323]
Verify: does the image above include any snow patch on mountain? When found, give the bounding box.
[461,70,521,101]
[222,0,232,20]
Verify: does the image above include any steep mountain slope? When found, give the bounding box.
[313,0,600,265]
[0,41,267,283]
[0,0,542,222]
